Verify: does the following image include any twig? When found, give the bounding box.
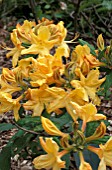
[29,0,38,23]
[80,11,98,36]
[93,5,112,35]
[11,119,41,135]
[73,0,82,33]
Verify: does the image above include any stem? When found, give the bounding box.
[29,0,38,24]
[11,119,40,135]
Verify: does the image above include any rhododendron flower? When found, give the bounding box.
[33,137,67,170]
[71,68,106,105]
[6,30,25,67]
[87,137,112,170]
[0,92,22,121]
[21,20,68,56]
[23,85,57,116]
[16,20,36,43]
[29,54,65,87]
[0,68,22,94]
[70,102,106,131]
[71,44,103,75]
[41,116,67,137]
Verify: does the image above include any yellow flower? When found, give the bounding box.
[97,34,104,51]
[0,68,22,94]
[6,29,25,67]
[41,116,67,137]
[71,45,103,75]
[70,102,106,131]
[79,152,92,170]
[71,68,106,105]
[46,87,88,121]
[21,19,67,56]
[87,137,112,169]
[23,85,56,116]
[0,92,22,121]
[33,137,67,170]
[16,20,36,43]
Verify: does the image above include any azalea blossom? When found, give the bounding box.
[33,137,68,170]
[71,68,106,105]
[21,20,68,57]
[6,29,25,67]
[0,92,22,121]
[87,137,112,170]
[70,102,106,131]
[71,44,104,75]
[0,68,22,94]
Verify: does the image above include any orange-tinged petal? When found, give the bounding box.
[41,117,66,137]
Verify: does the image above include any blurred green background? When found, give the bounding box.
[0,0,112,45]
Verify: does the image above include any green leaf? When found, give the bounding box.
[50,111,72,130]
[0,146,11,170]
[62,153,71,169]
[98,72,112,97]
[74,147,100,170]
[0,123,15,132]
[85,120,109,138]
[12,133,34,155]
[78,39,97,56]
[89,135,110,145]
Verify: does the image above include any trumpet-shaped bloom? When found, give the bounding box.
[87,137,112,170]
[41,116,67,137]
[71,68,106,105]
[23,85,57,116]
[71,44,103,75]
[70,102,106,131]
[33,137,67,170]
[0,92,22,121]
[6,30,25,67]
[21,20,67,56]
[16,20,36,43]
[0,68,22,94]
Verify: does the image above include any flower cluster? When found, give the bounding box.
[0,18,112,170]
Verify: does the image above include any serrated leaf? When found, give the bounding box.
[0,123,15,132]
[0,146,11,170]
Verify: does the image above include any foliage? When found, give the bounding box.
[0,11,112,170]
